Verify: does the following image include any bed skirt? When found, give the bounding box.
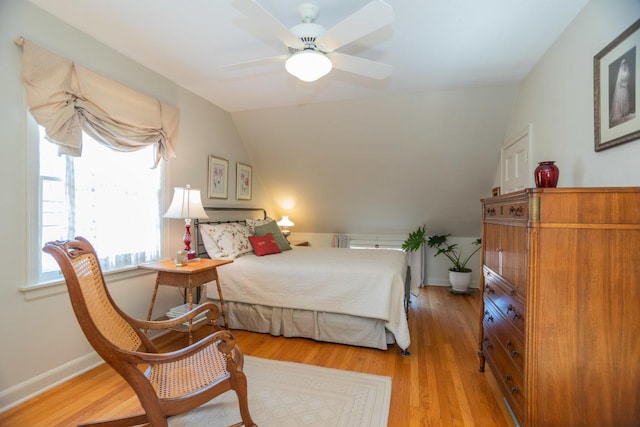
[208,298,393,350]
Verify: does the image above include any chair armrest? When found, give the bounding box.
[130,301,220,331]
[120,329,237,365]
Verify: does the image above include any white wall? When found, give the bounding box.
[501,0,640,187]
[233,85,518,237]
[0,0,272,411]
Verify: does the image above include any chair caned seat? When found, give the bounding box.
[149,340,230,399]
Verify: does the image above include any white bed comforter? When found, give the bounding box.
[215,246,410,350]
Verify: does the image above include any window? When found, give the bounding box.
[32,124,163,285]
[347,236,405,251]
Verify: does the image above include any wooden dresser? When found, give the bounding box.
[479,187,640,426]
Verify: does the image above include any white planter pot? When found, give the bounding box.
[449,270,472,292]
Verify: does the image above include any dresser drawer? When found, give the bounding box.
[484,269,526,333]
[483,299,524,373]
[484,201,529,220]
[481,329,525,421]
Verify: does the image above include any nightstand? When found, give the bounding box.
[138,258,232,343]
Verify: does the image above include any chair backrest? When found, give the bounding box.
[43,238,146,359]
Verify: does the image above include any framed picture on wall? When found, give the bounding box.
[208,155,228,199]
[236,162,252,200]
[594,19,640,152]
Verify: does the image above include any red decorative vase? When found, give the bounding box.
[534,161,559,188]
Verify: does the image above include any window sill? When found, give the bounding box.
[19,266,154,301]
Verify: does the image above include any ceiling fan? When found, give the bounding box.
[227,0,394,82]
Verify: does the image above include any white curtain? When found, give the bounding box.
[19,39,179,166]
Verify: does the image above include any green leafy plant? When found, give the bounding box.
[427,234,482,272]
[402,226,427,252]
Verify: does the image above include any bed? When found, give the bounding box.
[194,207,411,354]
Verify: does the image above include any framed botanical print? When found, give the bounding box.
[208,155,228,199]
[236,162,252,200]
[594,19,640,151]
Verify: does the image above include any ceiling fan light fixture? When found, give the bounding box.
[285,49,332,82]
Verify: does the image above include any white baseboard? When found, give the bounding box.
[0,328,170,414]
[424,281,480,288]
[0,351,103,413]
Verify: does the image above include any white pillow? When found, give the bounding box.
[201,223,252,259]
[245,217,274,234]
[199,224,221,258]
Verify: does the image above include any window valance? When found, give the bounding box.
[18,38,179,166]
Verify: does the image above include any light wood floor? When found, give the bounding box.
[0,286,514,426]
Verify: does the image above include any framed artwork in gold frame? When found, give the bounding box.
[208,155,228,199]
[236,162,252,200]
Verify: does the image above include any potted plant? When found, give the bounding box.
[402,225,427,252]
[427,234,481,292]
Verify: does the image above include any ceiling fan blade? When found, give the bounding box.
[218,54,288,71]
[328,52,392,80]
[235,0,304,49]
[216,55,288,79]
[316,0,394,52]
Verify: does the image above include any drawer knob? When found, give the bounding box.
[506,304,521,321]
[511,350,519,358]
[485,284,495,295]
[505,375,520,395]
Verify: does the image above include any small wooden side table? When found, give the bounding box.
[139,258,232,342]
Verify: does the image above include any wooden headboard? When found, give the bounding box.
[194,207,267,258]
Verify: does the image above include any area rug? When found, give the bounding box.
[168,356,391,427]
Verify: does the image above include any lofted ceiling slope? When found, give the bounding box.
[232,84,519,236]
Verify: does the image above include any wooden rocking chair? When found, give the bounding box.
[43,237,256,427]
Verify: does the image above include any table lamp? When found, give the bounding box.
[164,185,209,258]
[277,216,294,238]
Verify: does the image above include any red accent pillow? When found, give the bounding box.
[248,233,282,256]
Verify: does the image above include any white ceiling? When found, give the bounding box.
[28,0,588,113]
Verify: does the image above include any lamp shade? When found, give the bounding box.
[277,216,295,227]
[164,185,209,219]
[285,50,332,82]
